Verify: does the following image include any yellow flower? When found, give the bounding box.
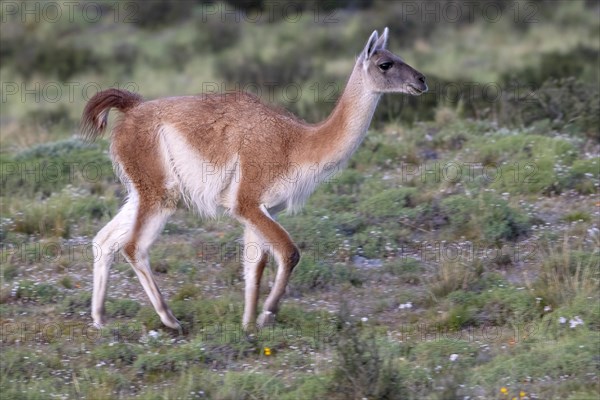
[520,391,526,398]
[500,387,508,394]
[512,397,517,400]
[264,347,271,356]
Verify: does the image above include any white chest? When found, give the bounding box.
[262,161,341,213]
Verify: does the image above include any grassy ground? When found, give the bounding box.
[1,1,599,399]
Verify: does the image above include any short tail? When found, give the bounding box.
[80,88,143,142]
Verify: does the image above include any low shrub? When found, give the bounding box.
[106,298,141,318]
[440,193,530,242]
[359,188,418,219]
[134,345,206,373]
[330,307,406,399]
[92,342,138,366]
[14,280,60,303]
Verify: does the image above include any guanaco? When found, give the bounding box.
[81,28,427,331]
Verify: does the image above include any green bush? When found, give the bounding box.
[25,105,74,131]
[440,193,530,242]
[331,310,406,399]
[562,158,599,194]
[532,78,599,137]
[129,0,196,29]
[2,139,114,199]
[411,338,479,369]
[291,258,364,293]
[291,258,335,291]
[352,221,410,259]
[217,371,286,399]
[59,276,74,289]
[471,133,577,195]
[501,46,599,89]
[216,35,316,87]
[14,280,60,303]
[534,247,599,307]
[441,274,541,327]
[8,187,118,238]
[105,298,141,318]
[11,39,104,80]
[542,296,600,342]
[359,188,418,219]
[134,345,206,373]
[61,291,92,314]
[279,375,330,400]
[2,263,19,281]
[0,348,62,381]
[192,18,241,53]
[279,211,339,252]
[480,194,530,242]
[172,283,202,301]
[439,195,475,236]
[384,258,422,277]
[92,342,138,366]
[561,210,591,223]
[500,77,599,137]
[497,45,599,136]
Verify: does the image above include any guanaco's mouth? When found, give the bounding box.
[407,84,427,96]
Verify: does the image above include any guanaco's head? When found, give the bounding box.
[359,28,427,96]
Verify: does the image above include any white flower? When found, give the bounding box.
[361,317,368,322]
[558,317,567,324]
[569,316,584,329]
[449,354,459,362]
[544,305,552,312]
[148,330,160,338]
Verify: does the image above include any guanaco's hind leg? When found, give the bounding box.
[242,227,268,330]
[122,203,180,330]
[92,198,138,327]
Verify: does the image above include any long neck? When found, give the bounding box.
[298,62,381,165]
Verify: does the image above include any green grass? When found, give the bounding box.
[1,122,597,398]
[467,329,599,398]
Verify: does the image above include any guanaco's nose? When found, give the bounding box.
[417,74,426,83]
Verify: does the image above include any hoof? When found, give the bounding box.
[242,322,260,335]
[244,332,259,343]
[161,315,182,333]
[92,315,107,329]
[257,311,276,328]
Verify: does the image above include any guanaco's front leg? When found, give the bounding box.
[235,204,300,328]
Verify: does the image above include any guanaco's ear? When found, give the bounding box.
[362,30,379,60]
[373,27,389,50]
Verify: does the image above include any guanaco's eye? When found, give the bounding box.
[378,62,393,71]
